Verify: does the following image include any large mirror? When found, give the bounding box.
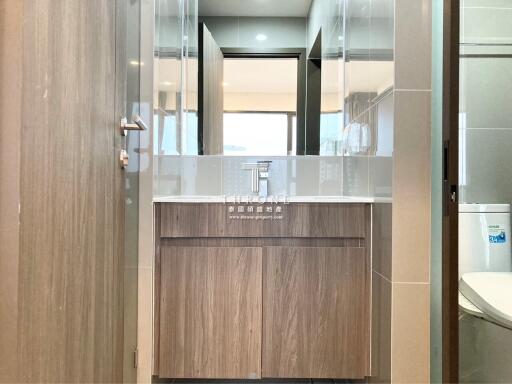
[154,0,394,157]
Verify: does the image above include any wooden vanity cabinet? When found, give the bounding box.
[158,246,262,379]
[154,203,371,380]
[263,247,368,379]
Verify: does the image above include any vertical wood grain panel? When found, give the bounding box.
[153,204,162,376]
[158,203,368,239]
[114,0,128,381]
[160,203,209,237]
[199,23,223,155]
[0,0,22,381]
[159,247,262,379]
[17,1,122,382]
[263,247,368,379]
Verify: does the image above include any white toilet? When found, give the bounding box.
[459,204,512,383]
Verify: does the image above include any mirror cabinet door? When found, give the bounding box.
[154,0,393,157]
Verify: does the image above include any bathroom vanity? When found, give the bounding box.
[153,199,376,380]
[145,0,397,380]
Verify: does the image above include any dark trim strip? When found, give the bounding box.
[154,48,178,58]
[220,47,305,59]
[224,111,297,115]
[346,49,394,62]
[197,23,205,155]
[461,54,512,58]
[442,0,460,383]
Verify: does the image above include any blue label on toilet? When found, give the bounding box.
[489,232,506,244]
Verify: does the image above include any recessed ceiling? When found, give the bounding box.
[198,0,312,17]
[157,0,393,19]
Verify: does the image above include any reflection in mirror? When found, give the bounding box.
[222,58,298,156]
[154,0,394,157]
[197,1,309,156]
[344,0,394,156]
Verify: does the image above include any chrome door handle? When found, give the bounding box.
[120,115,148,136]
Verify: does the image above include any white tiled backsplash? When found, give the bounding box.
[154,156,392,198]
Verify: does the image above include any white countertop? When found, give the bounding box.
[153,195,392,204]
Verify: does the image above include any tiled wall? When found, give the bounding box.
[154,155,392,198]
[390,0,432,382]
[460,0,512,203]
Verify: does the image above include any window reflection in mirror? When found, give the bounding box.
[154,0,394,157]
[222,58,298,156]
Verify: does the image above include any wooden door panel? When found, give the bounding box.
[16,1,124,382]
[263,247,369,379]
[159,247,262,379]
[199,23,224,155]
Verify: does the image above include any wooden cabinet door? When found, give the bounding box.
[263,247,369,379]
[159,247,262,379]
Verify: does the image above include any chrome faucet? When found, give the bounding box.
[242,161,272,198]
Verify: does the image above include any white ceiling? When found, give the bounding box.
[198,0,312,17]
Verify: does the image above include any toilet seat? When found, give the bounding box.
[459,291,483,317]
[459,272,512,330]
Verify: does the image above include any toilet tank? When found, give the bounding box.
[459,204,512,279]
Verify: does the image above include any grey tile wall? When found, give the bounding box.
[343,156,370,196]
[460,129,512,203]
[461,1,512,44]
[155,156,351,197]
[460,1,512,204]
[154,154,394,199]
[291,157,344,196]
[460,57,512,129]
[370,156,393,197]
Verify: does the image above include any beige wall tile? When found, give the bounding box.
[392,91,431,283]
[392,192,431,283]
[391,1,432,382]
[393,91,432,199]
[391,283,430,383]
[395,0,432,90]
